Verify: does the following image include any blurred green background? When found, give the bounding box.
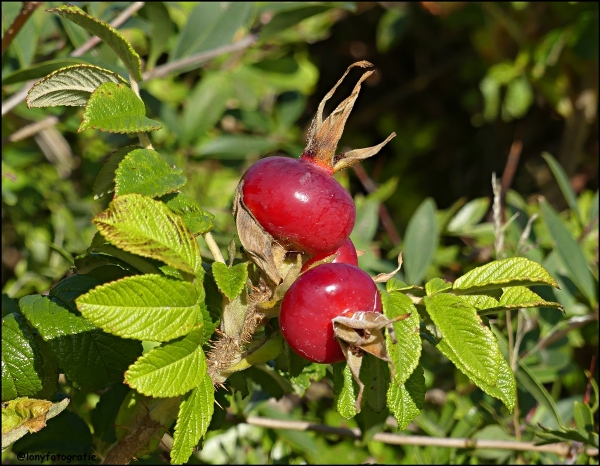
[2,2,598,464]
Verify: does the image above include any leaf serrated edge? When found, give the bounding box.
[48,5,143,82]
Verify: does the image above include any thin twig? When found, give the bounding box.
[2,2,43,55]
[223,413,599,457]
[351,163,402,245]
[142,33,259,80]
[71,2,145,57]
[203,232,226,264]
[500,138,523,219]
[492,173,504,259]
[4,116,59,144]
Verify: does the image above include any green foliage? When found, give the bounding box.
[2,2,597,465]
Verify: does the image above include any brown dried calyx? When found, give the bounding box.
[333,311,410,412]
[303,60,396,173]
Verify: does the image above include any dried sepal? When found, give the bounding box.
[333,310,410,412]
[304,61,395,172]
[373,252,403,283]
[233,181,283,286]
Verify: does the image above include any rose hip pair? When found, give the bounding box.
[234,62,403,408]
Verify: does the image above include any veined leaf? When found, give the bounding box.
[170,373,215,465]
[425,294,500,386]
[79,82,162,133]
[403,198,438,285]
[425,278,452,296]
[540,199,597,306]
[382,292,421,384]
[124,328,206,398]
[27,64,129,108]
[93,145,139,200]
[48,5,143,81]
[387,364,425,430]
[19,295,141,392]
[115,149,186,198]
[453,257,559,293]
[2,313,43,400]
[76,274,201,342]
[93,194,202,275]
[499,286,564,311]
[333,362,357,419]
[211,262,248,301]
[160,192,215,236]
[360,355,390,414]
[460,294,500,312]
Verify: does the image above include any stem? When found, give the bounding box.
[218,413,599,457]
[203,232,226,264]
[2,2,43,56]
[142,34,258,80]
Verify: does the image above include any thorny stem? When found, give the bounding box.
[203,232,226,264]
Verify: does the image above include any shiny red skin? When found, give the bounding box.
[280,263,382,363]
[301,238,358,273]
[241,156,355,255]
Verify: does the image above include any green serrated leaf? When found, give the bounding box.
[403,198,439,285]
[26,64,129,108]
[540,199,597,306]
[79,82,162,134]
[76,274,201,342]
[460,294,500,312]
[386,279,425,296]
[382,292,421,384]
[93,145,139,200]
[499,286,564,311]
[93,194,202,275]
[211,262,248,301]
[159,192,215,235]
[387,364,425,430]
[19,295,141,392]
[171,373,215,465]
[48,5,143,81]
[425,294,500,386]
[115,149,186,198]
[425,277,453,296]
[453,257,559,293]
[333,362,358,419]
[125,328,206,398]
[2,313,43,400]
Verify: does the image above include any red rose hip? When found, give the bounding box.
[280,263,382,363]
[241,156,355,255]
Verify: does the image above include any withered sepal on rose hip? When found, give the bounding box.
[233,61,395,285]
